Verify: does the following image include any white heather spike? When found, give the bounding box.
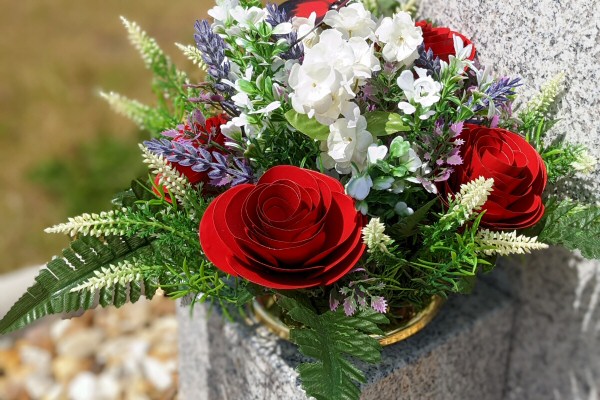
[444,176,494,224]
[139,144,191,204]
[476,229,549,256]
[362,218,393,253]
[45,210,119,237]
[70,260,141,293]
[99,91,151,129]
[523,72,565,118]
[120,16,162,69]
[175,43,208,70]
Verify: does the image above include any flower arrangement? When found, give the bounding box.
[2,0,599,398]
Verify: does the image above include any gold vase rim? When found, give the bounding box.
[250,296,444,346]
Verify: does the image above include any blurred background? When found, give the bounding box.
[0,1,211,398]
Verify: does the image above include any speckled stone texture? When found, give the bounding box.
[177,280,515,400]
[417,0,600,398]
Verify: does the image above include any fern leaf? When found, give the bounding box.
[0,236,158,334]
[278,297,389,400]
[538,200,600,259]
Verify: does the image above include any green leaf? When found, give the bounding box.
[278,296,389,400]
[538,200,600,259]
[284,109,330,140]
[0,236,158,335]
[238,79,257,94]
[364,111,410,137]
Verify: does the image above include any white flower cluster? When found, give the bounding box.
[288,7,430,175]
[289,15,380,125]
[476,229,549,256]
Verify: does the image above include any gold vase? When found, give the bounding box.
[250,295,444,346]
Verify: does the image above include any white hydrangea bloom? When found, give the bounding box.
[347,37,381,86]
[208,0,240,30]
[229,6,267,30]
[288,62,350,125]
[397,67,442,118]
[375,12,422,64]
[325,103,374,174]
[323,3,376,39]
[288,29,378,124]
[291,13,319,48]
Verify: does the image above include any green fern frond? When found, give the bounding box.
[538,200,600,259]
[278,296,389,400]
[0,236,158,334]
[175,43,208,71]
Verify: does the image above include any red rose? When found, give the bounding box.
[171,114,228,184]
[416,21,476,62]
[443,124,547,230]
[199,165,366,289]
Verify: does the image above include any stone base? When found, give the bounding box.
[485,251,600,400]
[177,279,515,400]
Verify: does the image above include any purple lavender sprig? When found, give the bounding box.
[472,76,522,113]
[206,151,254,187]
[414,44,441,78]
[143,139,253,187]
[265,3,303,60]
[265,3,289,26]
[194,20,232,94]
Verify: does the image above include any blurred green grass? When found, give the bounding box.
[0,0,212,273]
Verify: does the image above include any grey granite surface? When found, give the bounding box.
[178,279,515,400]
[418,0,600,398]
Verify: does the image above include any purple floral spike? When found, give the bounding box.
[371,296,387,314]
[343,297,357,316]
[194,20,233,94]
[450,121,464,137]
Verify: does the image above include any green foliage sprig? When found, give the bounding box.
[278,296,389,400]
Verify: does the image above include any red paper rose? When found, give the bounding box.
[416,21,476,62]
[199,165,366,289]
[170,114,228,184]
[443,124,547,230]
